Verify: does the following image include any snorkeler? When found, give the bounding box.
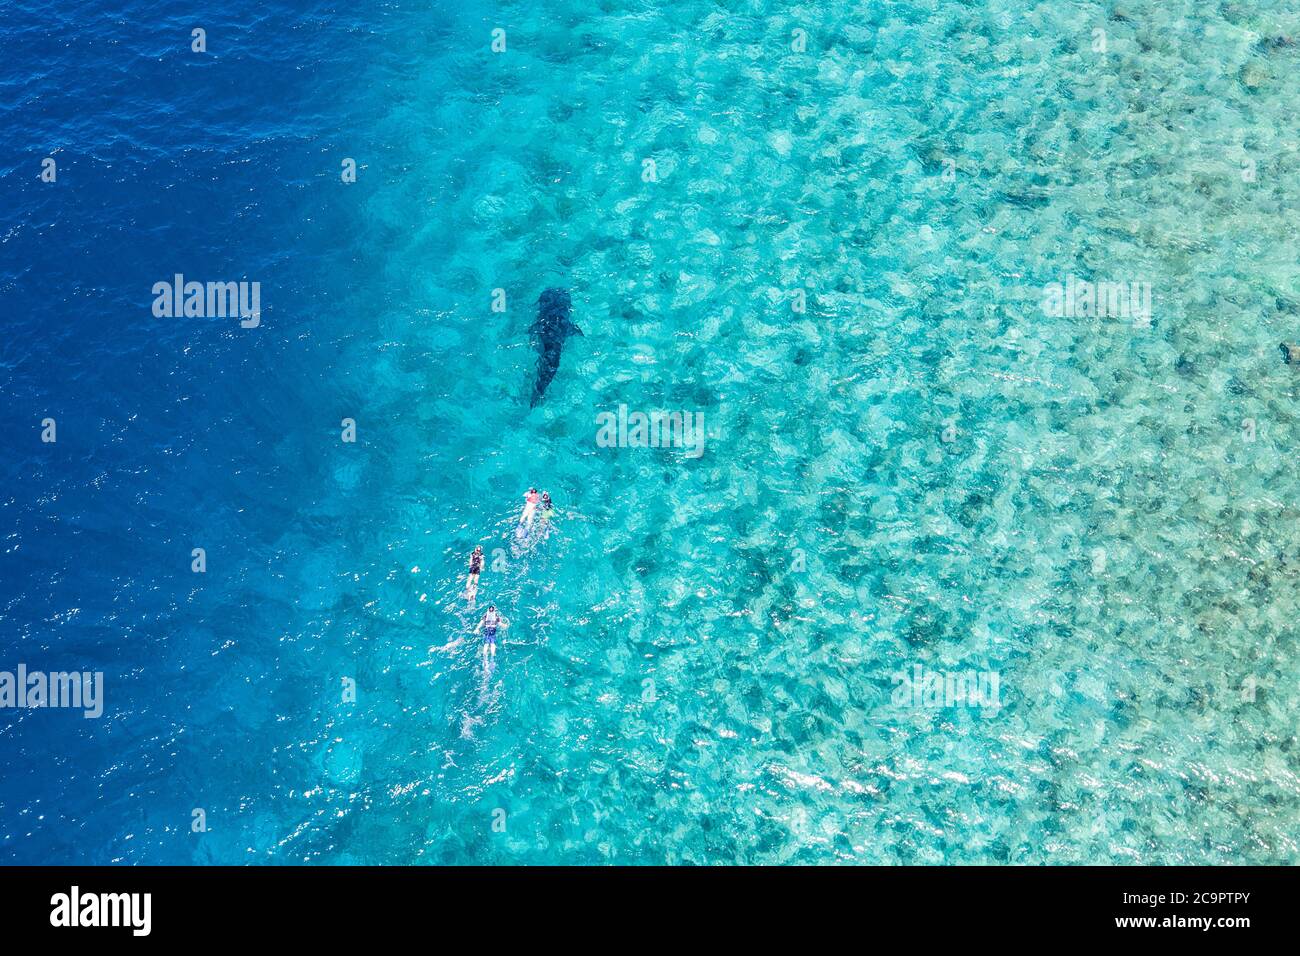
[515,487,541,539]
[466,545,484,603]
[539,492,555,534]
[475,604,508,657]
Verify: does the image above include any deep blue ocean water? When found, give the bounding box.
[2,1,1299,864]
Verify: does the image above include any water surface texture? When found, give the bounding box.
[2,1,1299,863]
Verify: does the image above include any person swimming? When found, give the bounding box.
[515,487,540,539]
[476,604,507,658]
[466,545,484,603]
[538,492,555,534]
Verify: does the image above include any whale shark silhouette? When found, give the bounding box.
[529,288,582,407]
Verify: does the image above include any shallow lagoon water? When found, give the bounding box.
[1,1,1299,863]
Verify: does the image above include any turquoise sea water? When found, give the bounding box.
[3,1,1300,863]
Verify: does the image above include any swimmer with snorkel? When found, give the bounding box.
[475,604,508,658]
[538,491,555,537]
[465,545,484,604]
[515,488,541,540]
